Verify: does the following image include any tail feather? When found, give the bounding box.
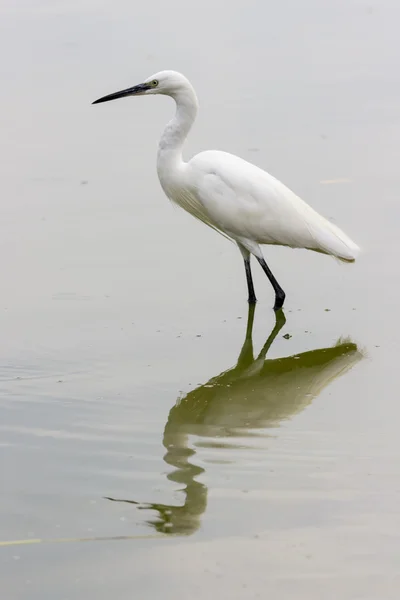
[307,218,360,262]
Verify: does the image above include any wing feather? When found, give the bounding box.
[185,150,359,260]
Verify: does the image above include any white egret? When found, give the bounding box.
[93,70,359,310]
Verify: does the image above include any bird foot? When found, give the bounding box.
[273,290,286,311]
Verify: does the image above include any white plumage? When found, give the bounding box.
[186,151,358,260]
[93,70,359,310]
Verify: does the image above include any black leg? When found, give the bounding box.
[244,258,257,304]
[256,257,286,311]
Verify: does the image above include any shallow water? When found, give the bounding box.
[1,0,400,598]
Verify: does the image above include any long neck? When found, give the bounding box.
[157,86,198,176]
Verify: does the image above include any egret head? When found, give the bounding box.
[92,70,192,104]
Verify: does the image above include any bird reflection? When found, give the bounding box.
[106,305,362,535]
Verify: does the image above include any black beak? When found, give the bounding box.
[92,83,151,105]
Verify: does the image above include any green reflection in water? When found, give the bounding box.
[106,306,362,535]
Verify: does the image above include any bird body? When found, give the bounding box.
[93,70,359,309]
[176,149,358,262]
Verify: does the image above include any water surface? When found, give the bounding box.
[1,1,400,598]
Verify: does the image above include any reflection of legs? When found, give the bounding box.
[236,303,256,369]
[257,308,286,360]
[256,256,286,311]
[245,302,256,339]
[238,244,257,304]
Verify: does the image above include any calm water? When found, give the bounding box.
[1,1,400,598]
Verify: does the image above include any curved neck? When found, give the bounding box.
[157,85,198,175]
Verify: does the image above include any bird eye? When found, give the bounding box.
[152,79,158,87]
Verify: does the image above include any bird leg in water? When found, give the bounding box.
[244,258,257,304]
[256,257,286,311]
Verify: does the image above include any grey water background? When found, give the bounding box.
[1,0,399,598]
